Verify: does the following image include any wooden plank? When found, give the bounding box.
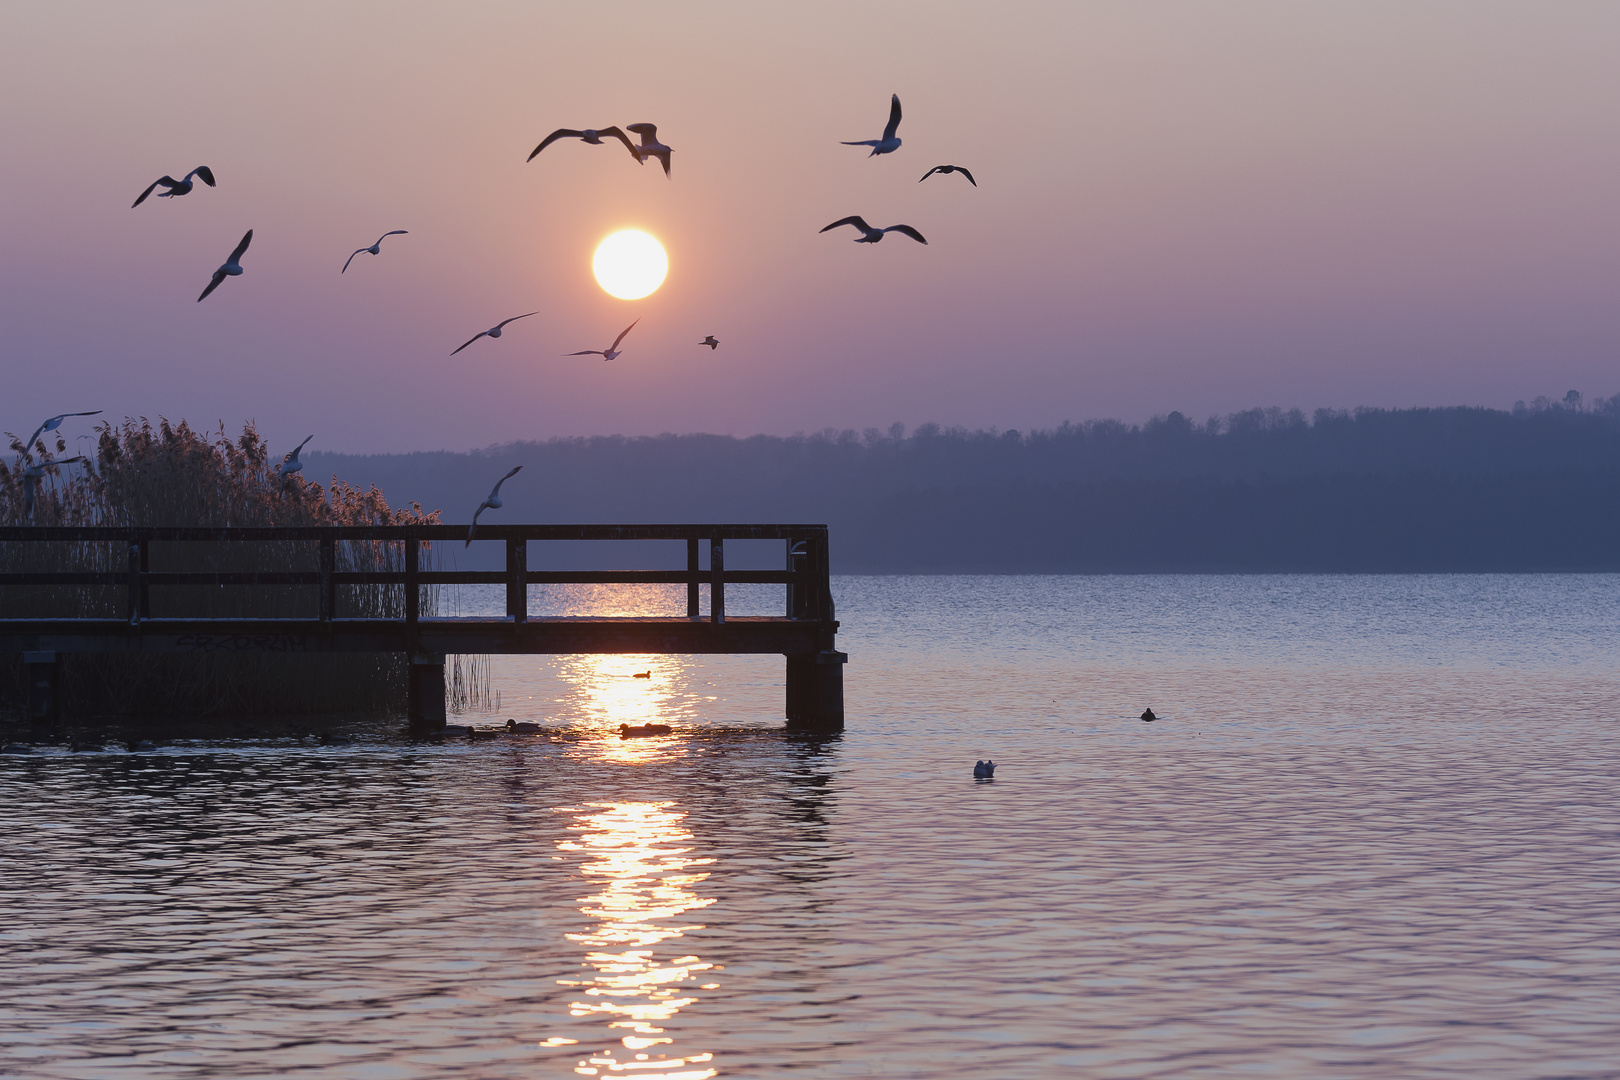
[710,537,724,623]
[687,537,700,618]
[0,523,830,543]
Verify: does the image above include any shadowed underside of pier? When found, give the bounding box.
[0,524,845,733]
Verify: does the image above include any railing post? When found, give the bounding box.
[687,537,701,619]
[138,539,150,618]
[126,539,142,625]
[405,537,420,625]
[319,537,335,622]
[507,537,527,623]
[710,536,724,623]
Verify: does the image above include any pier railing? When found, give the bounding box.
[0,524,844,732]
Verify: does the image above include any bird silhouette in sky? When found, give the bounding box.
[342,231,408,273]
[699,335,719,350]
[278,435,314,480]
[132,166,216,208]
[527,127,636,162]
[197,230,253,302]
[566,319,640,361]
[22,411,102,458]
[467,465,522,546]
[841,94,902,157]
[626,123,673,176]
[919,164,976,187]
[451,312,539,356]
[820,216,927,245]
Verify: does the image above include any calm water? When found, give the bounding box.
[4,575,1620,1078]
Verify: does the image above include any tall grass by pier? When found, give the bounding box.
[0,418,463,725]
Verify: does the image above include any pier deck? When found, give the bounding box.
[0,524,844,733]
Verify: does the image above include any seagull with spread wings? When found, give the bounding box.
[132,166,216,208]
[198,229,253,302]
[841,94,903,157]
[626,123,673,177]
[566,319,640,362]
[819,216,927,245]
[22,411,102,458]
[467,465,522,547]
[21,456,88,520]
[527,127,636,162]
[699,335,719,350]
[919,164,976,187]
[342,231,408,273]
[278,435,314,479]
[451,312,539,356]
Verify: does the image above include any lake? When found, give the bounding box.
[3,574,1619,1078]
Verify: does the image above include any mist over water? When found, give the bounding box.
[4,575,1619,1078]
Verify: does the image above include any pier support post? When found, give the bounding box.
[406,653,446,735]
[24,651,60,725]
[785,650,846,733]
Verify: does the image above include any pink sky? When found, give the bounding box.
[3,1,1619,454]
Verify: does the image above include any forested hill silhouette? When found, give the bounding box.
[309,394,1620,572]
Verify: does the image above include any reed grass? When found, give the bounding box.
[0,418,447,724]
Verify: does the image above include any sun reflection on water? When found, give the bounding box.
[552,802,718,1079]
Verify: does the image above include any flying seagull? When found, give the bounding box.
[467,465,522,547]
[132,166,216,208]
[566,319,640,361]
[451,312,539,356]
[626,123,673,177]
[699,335,719,350]
[919,164,976,187]
[279,435,314,477]
[819,216,927,245]
[23,411,102,457]
[21,456,88,520]
[841,94,903,157]
[198,229,253,302]
[527,127,636,162]
[342,230,408,273]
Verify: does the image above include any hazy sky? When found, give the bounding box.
[4,2,1619,453]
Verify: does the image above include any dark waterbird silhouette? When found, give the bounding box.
[527,127,636,162]
[22,411,101,457]
[620,723,672,737]
[566,318,640,361]
[467,465,522,547]
[132,166,215,207]
[1140,708,1157,722]
[974,759,996,778]
[197,229,253,302]
[820,216,927,245]
[451,312,539,356]
[506,720,542,734]
[919,164,976,186]
[842,94,903,156]
[342,230,408,273]
[626,123,673,176]
[699,335,719,350]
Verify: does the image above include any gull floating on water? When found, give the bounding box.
[919,164,976,187]
[198,229,253,302]
[467,465,521,546]
[820,216,927,245]
[699,335,719,350]
[527,127,636,162]
[566,318,639,362]
[342,230,408,273]
[279,435,314,477]
[842,94,903,157]
[974,759,997,778]
[451,312,539,356]
[626,123,673,176]
[22,411,102,458]
[132,166,216,208]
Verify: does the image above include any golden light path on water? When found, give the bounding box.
[554,801,719,1079]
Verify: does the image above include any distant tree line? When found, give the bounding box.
[309,392,1620,572]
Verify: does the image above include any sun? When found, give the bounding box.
[592,230,668,300]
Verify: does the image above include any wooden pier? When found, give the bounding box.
[0,524,844,734]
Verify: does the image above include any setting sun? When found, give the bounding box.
[592,230,668,300]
